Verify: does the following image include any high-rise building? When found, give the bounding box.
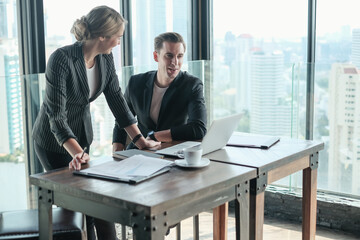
[0,0,21,155]
[133,0,167,67]
[250,51,293,136]
[172,0,187,47]
[328,63,360,194]
[0,0,17,39]
[133,0,188,67]
[0,50,10,154]
[4,55,22,154]
[0,52,23,154]
[231,34,254,112]
[351,28,360,69]
[0,1,8,38]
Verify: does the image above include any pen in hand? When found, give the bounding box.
[69,147,88,171]
[76,147,87,171]
[80,147,88,159]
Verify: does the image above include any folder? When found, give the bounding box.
[73,155,173,184]
[113,149,164,159]
[227,133,280,149]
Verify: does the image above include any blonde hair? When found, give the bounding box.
[70,5,126,42]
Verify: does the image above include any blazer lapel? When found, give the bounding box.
[70,42,89,101]
[144,72,156,127]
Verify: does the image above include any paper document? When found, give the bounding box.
[74,155,174,183]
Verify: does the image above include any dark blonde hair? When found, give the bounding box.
[70,5,126,42]
[154,32,186,53]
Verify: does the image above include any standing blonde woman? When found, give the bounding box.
[32,5,160,239]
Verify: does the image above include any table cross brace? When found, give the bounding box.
[130,211,169,238]
[38,187,53,205]
[250,172,268,194]
[236,181,249,200]
[309,152,319,170]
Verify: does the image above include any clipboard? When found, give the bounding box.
[73,155,174,184]
[73,166,172,184]
[226,133,280,149]
[113,149,164,159]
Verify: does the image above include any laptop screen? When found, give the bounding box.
[156,113,243,156]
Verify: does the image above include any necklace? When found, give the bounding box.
[84,58,93,64]
[84,58,95,69]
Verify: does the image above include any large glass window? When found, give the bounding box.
[43,0,122,69]
[212,0,307,134]
[131,0,189,66]
[315,0,360,196]
[212,0,360,198]
[0,0,27,211]
[212,0,308,187]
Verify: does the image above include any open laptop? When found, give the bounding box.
[156,113,243,157]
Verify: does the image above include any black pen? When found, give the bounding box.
[80,147,87,159]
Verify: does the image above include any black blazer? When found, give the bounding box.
[113,70,207,145]
[33,42,136,154]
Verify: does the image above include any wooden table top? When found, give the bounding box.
[203,136,324,173]
[30,156,256,213]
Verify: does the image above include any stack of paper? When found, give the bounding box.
[113,149,164,159]
[74,155,173,184]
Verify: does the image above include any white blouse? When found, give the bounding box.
[86,61,100,99]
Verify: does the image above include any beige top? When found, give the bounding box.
[150,83,169,124]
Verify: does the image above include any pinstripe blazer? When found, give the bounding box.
[32,42,136,154]
[113,70,207,145]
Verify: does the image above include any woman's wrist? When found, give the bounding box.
[134,136,146,149]
[63,138,83,158]
[112,142,125,152]
[131,133,143,144]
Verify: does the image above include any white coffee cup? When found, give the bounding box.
[184,146,203,166]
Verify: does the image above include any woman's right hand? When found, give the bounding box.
[69,152,90,171]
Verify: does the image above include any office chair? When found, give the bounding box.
[0,207,86,240]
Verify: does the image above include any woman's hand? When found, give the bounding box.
[113,143,125,152]
[63,139,90,170]
[69,151,90,170]
[141,138,161,150]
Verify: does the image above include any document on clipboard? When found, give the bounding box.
[73,155,174,184]
[227,133,280,149]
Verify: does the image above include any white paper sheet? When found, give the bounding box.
[79,155,173,179]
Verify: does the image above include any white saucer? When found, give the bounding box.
[174,158,210,168]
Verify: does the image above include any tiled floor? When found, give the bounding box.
[117,212,359,240]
